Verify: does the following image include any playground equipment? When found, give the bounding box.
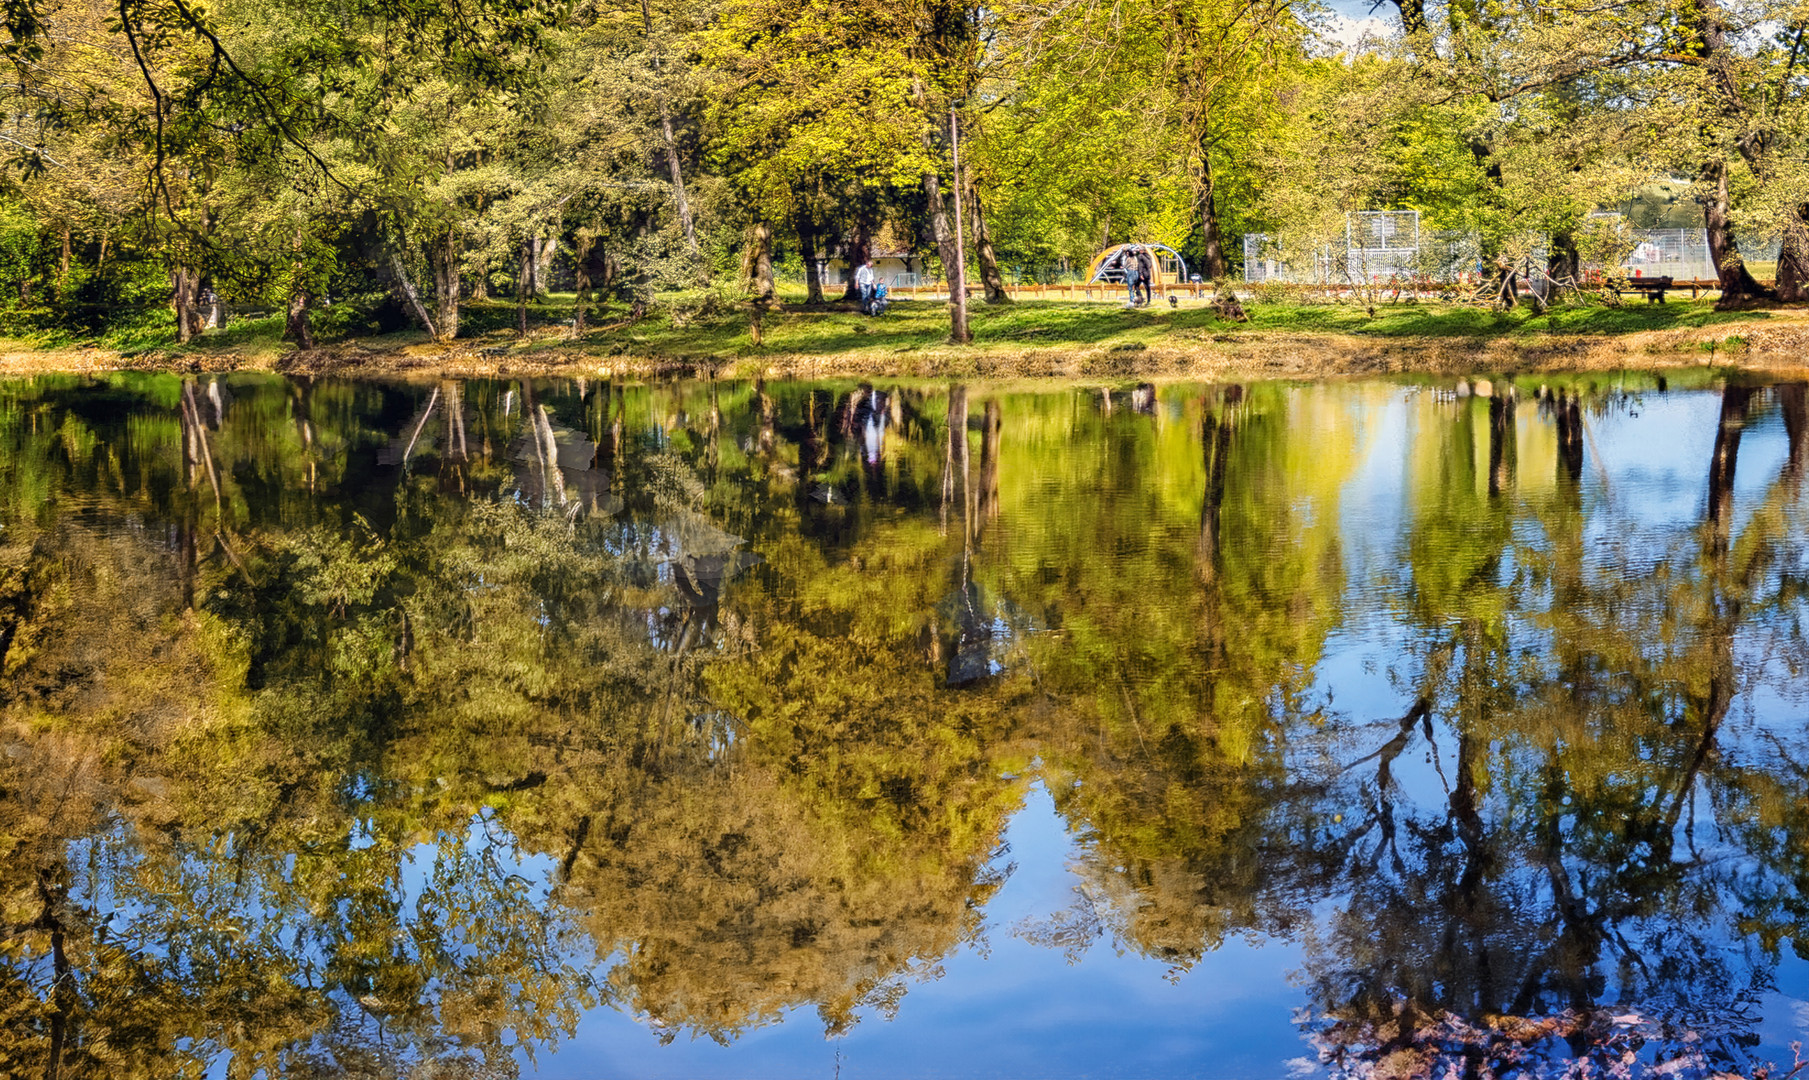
[1088,244,1192,288]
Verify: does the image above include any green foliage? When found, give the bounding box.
[0,0,1803,355]
[0,198,43,293]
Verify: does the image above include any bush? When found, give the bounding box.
[94,306,179,353]
[662,286,738,328]
[1247,281,1298,305]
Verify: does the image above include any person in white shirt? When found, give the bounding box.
[855,259,877,312]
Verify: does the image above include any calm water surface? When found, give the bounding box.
[1,372,1806,1079]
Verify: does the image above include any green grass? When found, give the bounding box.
[21,285,1787,364]
[484,290,1778,361]
[1241,296,1767,337]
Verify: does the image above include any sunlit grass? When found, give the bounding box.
[12,285,1788,361]
[531,292,1776,359]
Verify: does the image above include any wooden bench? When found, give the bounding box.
[1613,275,1675,303]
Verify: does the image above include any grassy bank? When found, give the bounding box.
[5,288,1808,380]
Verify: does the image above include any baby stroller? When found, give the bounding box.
[863,282,889,316]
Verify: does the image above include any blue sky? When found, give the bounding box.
[1317,0,1398,51]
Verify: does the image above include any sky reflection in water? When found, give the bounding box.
[0,371,1806,1079]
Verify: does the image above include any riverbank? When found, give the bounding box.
[5,294,1808,380]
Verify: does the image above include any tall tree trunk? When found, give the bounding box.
[291,376,319,495]
[743,220,774,346]
[574,235,595,333]
[642,0,697,252]
[472,194,489,300]
[1775,205,1809,303]
[433,230,461,341]
[173,266,188,341]
[796,212,824,304]
[756,378,775,457]
[1706,384,1752,551]
[609,380,626,463]
[388,248,440,339]
[742,221,775,301]
[1465,138,1519,309]
[57,226,70,300]
[840,222,871,302]
[947,111,971,343]
[977,398,1001,526]
[517,240,532,335]
[171,264,202,343]
[941,383,968,534]
[1779,382,1806,481]
[659,106,696,251]
[1488,391,1516,497]
[1197,387,1237,584]
[535,233,557,295]
[1556,390,1584,483]
[970,184,1009,304]
[1703,161,1775,308]
[37,867,71,1080]
[1547,231,1580,288]
[924,172,958,289]
[1197,154,1228,281]
[284,282,314,350]
[1689,0,1778,309]
[802,388,828,470]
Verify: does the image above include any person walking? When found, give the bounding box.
[1134,246,1156,306]
[1120,245,1142,307]
[855,258,878,314]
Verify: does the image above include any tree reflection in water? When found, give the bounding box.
[0,373,1804,1078]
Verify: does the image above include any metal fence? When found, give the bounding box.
[1243,235,1343,283]
[1244,213,1727,284]
[1621,228,1716,281]
[1245,211,1439,284]
[1345,211,1421,280]
[1241,233,1290,283]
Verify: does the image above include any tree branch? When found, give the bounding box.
[0,131,60,166]
[162,0,355,195]
[116,0,174,221]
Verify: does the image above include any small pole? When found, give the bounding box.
[949,107,971,344]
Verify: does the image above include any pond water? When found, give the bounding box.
[1,371,1806,1079]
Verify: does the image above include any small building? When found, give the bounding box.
[822,250,925,288]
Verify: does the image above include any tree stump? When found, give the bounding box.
[1210,283,1248,322]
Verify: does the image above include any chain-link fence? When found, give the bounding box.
[1345,211,1420,279]
[1245,212,1441,284]
[1621,228,1716,280]
[1243,212,1729,284]
[1242,234,1346,283]
[1242,233,1290,283]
